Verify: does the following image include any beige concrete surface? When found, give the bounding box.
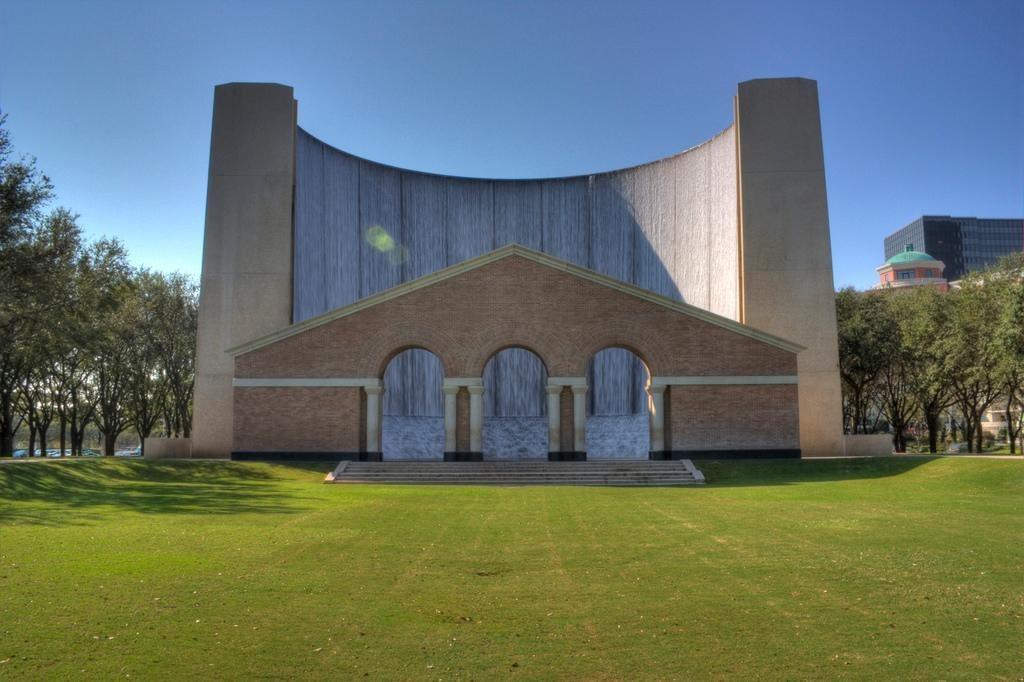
[843,434,893,457]
[736,78,845,458]
[191,83,296,458]
[143,438,193,459]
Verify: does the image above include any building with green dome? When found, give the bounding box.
[874,245,949,291]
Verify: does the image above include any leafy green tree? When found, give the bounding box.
[990,253,1024,453]
[148,272,197,438]
[124,271,170,454]
[899,286,953,452]
[877,292,919,452]
[943,280,1003,452]
[0,116,54,456]
[82,239,136,455]
[836,287,898,433]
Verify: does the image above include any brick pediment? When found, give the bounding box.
[233,245,800,380]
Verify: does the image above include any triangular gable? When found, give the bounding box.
[227,244,805,356]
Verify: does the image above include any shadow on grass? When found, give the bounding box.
[693,456,937,487]
[0,460,309,526]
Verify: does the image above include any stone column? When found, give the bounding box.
[192,84,296,459]
[648,384,667,454]
[365,386,383,455]
[468,385,485,454]
[442,386,459,453]
[736,78,843,457]
[571,385,587,453]
[546,385,562,453]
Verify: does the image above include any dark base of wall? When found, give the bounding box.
[548,451,586,461]
[650,449,801,460]
[231,451,381,462]
[444,452,483,462]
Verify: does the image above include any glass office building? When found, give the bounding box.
[884,216,1024,281]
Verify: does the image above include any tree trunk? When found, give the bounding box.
[0,391,15,457]
[59,416,67,456]
[28,425,36,457]
[104,431,117,457]
[891,422,907,453]
[1006,395,1018,455]
[925,412,940,453]
[70,408,80,456]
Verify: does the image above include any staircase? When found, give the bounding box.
[327,459,705,486]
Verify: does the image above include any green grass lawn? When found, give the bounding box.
[1,458,1021,679]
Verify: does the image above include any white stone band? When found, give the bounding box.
[233,378,381,388]
[651,375,798,386]
[547,376,588,387]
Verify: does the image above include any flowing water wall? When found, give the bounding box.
[293,126,738,418]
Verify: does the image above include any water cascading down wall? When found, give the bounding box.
[291,126,739,425]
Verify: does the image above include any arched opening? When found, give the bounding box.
[482,347,548,459]
[586,347,651,459]
[381,348,444,460]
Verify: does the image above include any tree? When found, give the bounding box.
[943,280,1003,452]
[876,293,919,452]
[0,116,55,456]
[148,272,197,438]
[81,239,135,456]
[124,272,169,455]
[991,253,1024,453]
[836,288,898,434]
[899,286,953,452]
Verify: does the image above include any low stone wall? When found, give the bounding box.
[843,434,892,457]
[144,438,192,459]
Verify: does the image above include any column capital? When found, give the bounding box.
[647,383,668,395]
[545,384,563,395]
[442,385,461,395]
[548,376,587,387]
[443,377,483,388]
[364,385,384,395]
[467,385,486,396]
[571,384,588,395]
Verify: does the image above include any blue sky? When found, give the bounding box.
[1,0,1021,290]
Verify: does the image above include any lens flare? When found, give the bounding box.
[365,225,395,253]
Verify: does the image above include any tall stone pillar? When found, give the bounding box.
[545,385,562,453]
[648,384,667,454]
[192,83,296,458]
[736,78,844,458]
[468,385,485,454]
[571,386,588,453]
[442,386,459,453]
[364,386,383,456]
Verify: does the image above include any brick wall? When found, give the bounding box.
[668,385,799,452]
[233,255,800,454]
[559,387,574,452]
[234,387,362,453]
[236,256,797,379]
[456,388,470,452]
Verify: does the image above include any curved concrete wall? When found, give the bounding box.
[293,125,739,417]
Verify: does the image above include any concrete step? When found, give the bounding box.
[327,460,705,486]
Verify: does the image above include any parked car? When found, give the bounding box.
[114,447,142,457]
[12,449,29,458]
[80,448,102,457]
